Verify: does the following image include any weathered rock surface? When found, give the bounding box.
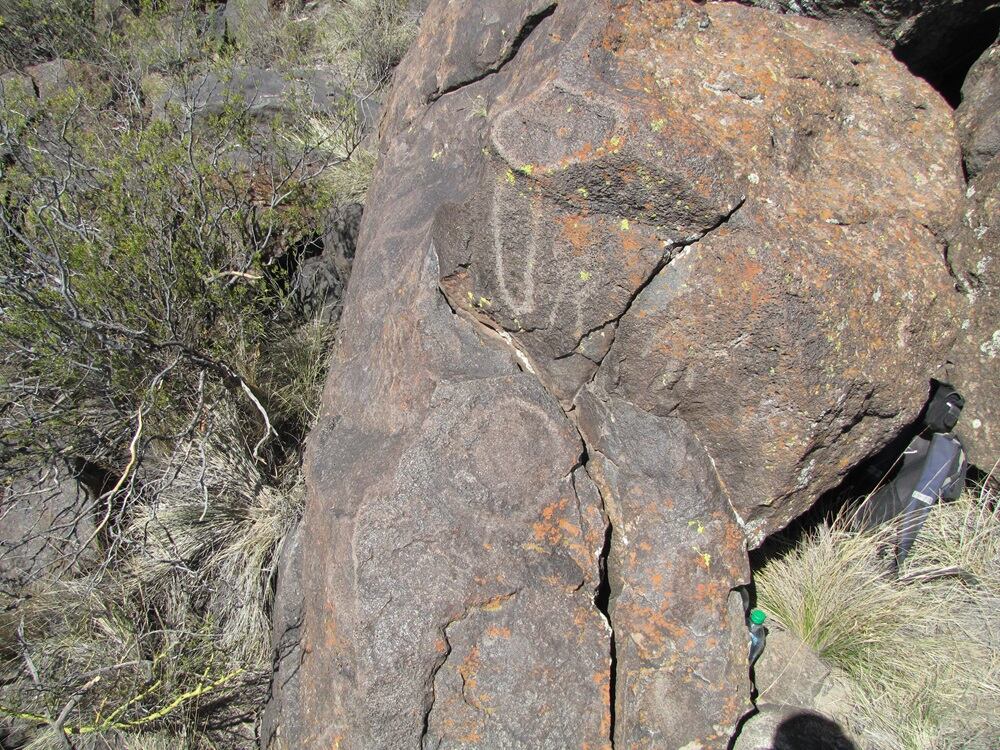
[0,466,94,589]
[153,66,381,129]
[741,0,999,97]
[292,203,364,323]
[947,158,1000,466]
[957,36,1000,179]
[270,1,966,747]
[23,59,106,104]
[732,706,859,750]
[753,627,853,720]
[261,522,305,750]
[223,0,271,46]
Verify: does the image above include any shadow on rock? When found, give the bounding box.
[774,711,858,750]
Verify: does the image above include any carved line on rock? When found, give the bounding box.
[420,591,520,748]
[492,180,541,318]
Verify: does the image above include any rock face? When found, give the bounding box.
[741,0,999,98]
[268,1,965,747]
[0,466,94,589]
[947,159,1000,466]
[957,37,1000,179]
[946,36,1000,467]
[292,203,364,323]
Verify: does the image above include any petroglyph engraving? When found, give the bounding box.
[492,181,541,318]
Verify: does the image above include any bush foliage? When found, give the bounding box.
[0,0,414,747]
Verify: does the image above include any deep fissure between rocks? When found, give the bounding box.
[593,489,617,747]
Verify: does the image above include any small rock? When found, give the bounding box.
[0,465,95,589]
[753,626,854,724]
[733,705,860,750]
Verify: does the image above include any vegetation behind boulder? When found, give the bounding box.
[0,1,415,747]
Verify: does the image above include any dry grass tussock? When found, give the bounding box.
[0,413,296,746]
[129,408,304,668]
[755,485,1000,749]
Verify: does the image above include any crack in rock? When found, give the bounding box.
[427,3,558,103]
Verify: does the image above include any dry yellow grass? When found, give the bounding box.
[756,486,1000,749]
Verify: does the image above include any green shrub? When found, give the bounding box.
[0,0,417,743]
[320,0,419,87]
[0,0,97,69]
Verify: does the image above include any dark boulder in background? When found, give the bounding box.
[0,466,95,590]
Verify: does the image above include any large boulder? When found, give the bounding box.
[270,0,964,747]
[946,36,999,466]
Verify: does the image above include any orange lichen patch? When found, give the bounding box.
[558,518,582,536]
[595,671,612,739]
[624,603,689,649]
[694,580,729,604]
[481,593,514,612]
[460,645,481,688]
[566,141,595,166]
[485,625,511,639]
[533,497,572,544]
[323,620,340,649]
[558,213,594,253]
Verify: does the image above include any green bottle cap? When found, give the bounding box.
[749,609,767,625]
